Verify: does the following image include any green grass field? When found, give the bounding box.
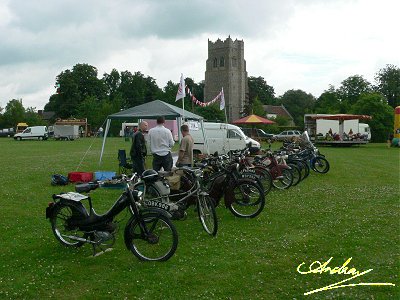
[0,137,399,299]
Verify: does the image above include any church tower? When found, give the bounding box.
[204,36,248,122]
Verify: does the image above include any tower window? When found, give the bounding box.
[213,58,218,68]
[220,56,225,67]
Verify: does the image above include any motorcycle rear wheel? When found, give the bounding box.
[50,204,88,247]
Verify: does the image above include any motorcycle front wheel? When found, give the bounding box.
[312,157,330,174]
[124,213,178,262]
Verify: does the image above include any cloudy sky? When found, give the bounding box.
[0,0,399,109]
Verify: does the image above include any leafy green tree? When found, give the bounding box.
[248,76,275,105]
[278,89,315,127]
[45,64,107,118]
[351,93,393,142]
[251,97,266,116]
[337,75,373,110]
[374,64,400,108]
[314,85,341,113]
[3,99,25,127]
[25,107,45,126]
[103,68,121,101]
[117,71,162,108]
[194,104,225,122]
[162,80,179,104]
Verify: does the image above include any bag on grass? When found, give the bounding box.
[51,174,69,186]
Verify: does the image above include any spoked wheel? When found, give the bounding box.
[229,180,265,218]
[287,163,302,186]
[298,160,310,180]
[272,169,293,190]
[312,157,330,174]
[50,204,88,247]
[124,213,178,261]
[254,166,273,194]
[197,194,218,236]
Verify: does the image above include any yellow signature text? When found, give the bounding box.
[297,257,395,295]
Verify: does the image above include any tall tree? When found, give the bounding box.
[351,93,393,142]
[103,68,121,101]
[248,76,275,105]
[375,64,400,108]
[25,107,45,126]
[337,75,373,110]
[278,89,315,127]
[2,99,25,128]
[45,64,107,118]
[314,85,341,113]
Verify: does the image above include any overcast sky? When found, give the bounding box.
[0,0,399,109]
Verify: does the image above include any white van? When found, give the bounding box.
[189,122,260,155]
[14,126,48,141]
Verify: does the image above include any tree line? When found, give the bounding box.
[0,63,398,142]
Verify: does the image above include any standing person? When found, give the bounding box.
[387,132,394,148]
[130,121,148,175]
[176,124,194,167]
[148,116,174,171]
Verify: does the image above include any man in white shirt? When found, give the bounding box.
[148,116,175,171]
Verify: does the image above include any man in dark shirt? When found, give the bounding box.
[130,121,148,175]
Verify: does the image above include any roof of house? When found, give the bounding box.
[263,105,294,120]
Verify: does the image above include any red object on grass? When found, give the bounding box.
[68,172,93,183]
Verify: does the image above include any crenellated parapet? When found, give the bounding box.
[208,36,244,50]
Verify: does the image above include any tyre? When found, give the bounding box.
[17,137,22,141]
[50,204,87,247]
[254,166,273,194]
[38,136,43,141]
[300,160,310,179]
[197,194,218,236]
[124,213,178,261]
[312,157,330,174]
[228,180,265,218]
[288,163,301,186]
[272,168,293,190]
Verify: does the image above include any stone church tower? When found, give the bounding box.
[204,36,248,122]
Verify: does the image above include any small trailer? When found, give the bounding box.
[53,125,80,140]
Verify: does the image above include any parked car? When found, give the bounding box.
[240,128,274,139]
[273,130,302,141]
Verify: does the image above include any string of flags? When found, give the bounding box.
[175,73,225,110]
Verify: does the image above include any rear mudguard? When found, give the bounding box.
[46,198,89,219]
[124,209,173,250]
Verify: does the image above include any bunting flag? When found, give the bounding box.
[176,73,186,101]
[185,86,224,108]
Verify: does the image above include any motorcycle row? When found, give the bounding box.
[45,132,330,262]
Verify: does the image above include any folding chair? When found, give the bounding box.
[117,149,133,175]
